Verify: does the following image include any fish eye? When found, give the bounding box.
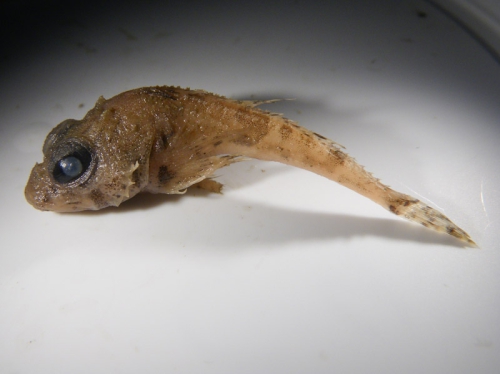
[55,156,83,182]
[50,142,94,184]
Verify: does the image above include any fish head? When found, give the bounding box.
[25,96,154,212]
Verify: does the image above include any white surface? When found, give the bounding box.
[1,0,499,373]
[432,0,500,56]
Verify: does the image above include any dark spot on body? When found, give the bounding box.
[154,131,173,152]
[158,165,175,184]
[280,124,293,140]
[214,140,223,147]
[389,205,398,214]
[90,190,107,208]
[393,198,418,208]
[446,226,465,241]
[141,86,178,100]
[403,200,418,209]
[313,132,327,140]
[330,149,347,166]
[105,176,123,191]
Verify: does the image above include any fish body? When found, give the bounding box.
[25,86,475,245]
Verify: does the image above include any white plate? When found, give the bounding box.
[432,0,500,56]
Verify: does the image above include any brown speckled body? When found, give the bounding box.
[25,86,475,245]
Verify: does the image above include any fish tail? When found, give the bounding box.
[219,103,475,245]
[386,193,476,246]
[186,91,475,245]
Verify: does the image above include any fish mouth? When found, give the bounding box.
[23,164,86,212]
[24,165,49,211]
[24,186,51,211]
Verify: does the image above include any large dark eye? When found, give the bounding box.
[50,141,95,185]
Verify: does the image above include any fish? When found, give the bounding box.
[25,86,476,246]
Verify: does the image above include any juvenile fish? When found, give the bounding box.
[25,86,475,245]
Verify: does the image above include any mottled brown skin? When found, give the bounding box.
[25,86,475,246]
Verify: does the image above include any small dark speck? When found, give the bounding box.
[370,58,377,64]
[313,132,327,140]
[119,27,137,41]
[401,37,414,44]
[76,42,97,54]
[417,10,428,18]
[78,103,84,108]
[153,31,170,40]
